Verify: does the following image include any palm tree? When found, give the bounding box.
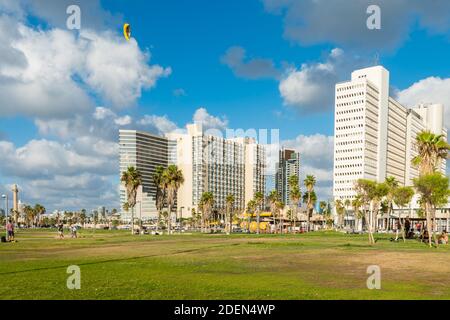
[162,165,184,235]
[412,131,450,247]
[254,192,264,234]
[384,176,399,231]
[200,192,214,233]
[344,199,351,229]
[319,201,327,214]
[304,175,316,232]
[414,173,450,247]
[412,130,450,176]
[23,205,35,227]
[80,209,87,228]
[351,196,363,232]
[392,186,415,242]
[225,194,235,235]
[289,176,301,234]
[267,190,279,233]
[153,165,166,234]
[275,201,285,234]
[302,190,317,232]
[34,204,45,227]
[246,199,256,233]
[334,199,345,229]
[121,166,142,235]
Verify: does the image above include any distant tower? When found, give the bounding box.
[12,184,19,214]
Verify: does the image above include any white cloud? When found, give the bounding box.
[193,107,228,131]
[0,139,116,179]
[137,114,179,135]
[279,48,368,113]
[281,134,334,201]
[82,31,171,108]
[262,0,450,51]
[24,173,118,210]
[0,15,171,118]
[396,77,450,129]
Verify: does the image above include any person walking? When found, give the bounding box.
[71,225,78,238]
[6,219,14,242]
[57,223,64,239]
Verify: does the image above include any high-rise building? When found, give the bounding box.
[119,130,168,219]
[275,148,300,205]
[333,66,446,203]
[166,123,266,217]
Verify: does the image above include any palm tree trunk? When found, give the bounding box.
[425,202,433,247]
[279,212,282,234]
[168,205,172,235]
[156,211,160,233]
[257,209,260,234]
[293,206,297,234]
[307,208,311,232]
[432,207,438,246]
[131,207,134,235]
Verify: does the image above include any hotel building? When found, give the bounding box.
[333,66,447,225]
[120,124,267,219]
[119,130,168,219]
[167,124,266,217]
[275,148,301,206]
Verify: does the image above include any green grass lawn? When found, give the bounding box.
[0,229,449,300]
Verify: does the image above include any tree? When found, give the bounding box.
[372,182,389,233]
[200,192,214,233]
[162,165,184,235]
[411,131,449,247]
[351,196,363,231]
[267,190,279,233]
[304,175,316,232]
[335,199,345,229]
[254,191,264,234]
[392,186,415,242]
[225,194,235,235]
[412,131,450,176]
[344,199,351,228]
[414,173,450,247]
[319,201,327,214]
[153,165,166,234]
[289,176,301,234]
[23,205,35,227]
[275,201,285,234]
[302,191,317,232]
[354,179,377,244]
[384,176,399,231]
[121,166,142,235]
[34,204,45,227]
[246,200,256,233]
[79,209,87,227]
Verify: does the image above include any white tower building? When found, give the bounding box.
[333,66,446,204]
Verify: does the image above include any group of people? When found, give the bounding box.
[393,218,448,245]
[57,223,78,239]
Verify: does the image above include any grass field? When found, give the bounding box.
[0,229,449,300]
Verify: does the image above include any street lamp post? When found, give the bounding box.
[2,194,8,240]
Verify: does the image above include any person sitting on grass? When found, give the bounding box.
[438,231,448,245]
[57,223,64,239]
[6,219,14,242]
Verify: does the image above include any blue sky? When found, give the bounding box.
[0,0,449,211]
